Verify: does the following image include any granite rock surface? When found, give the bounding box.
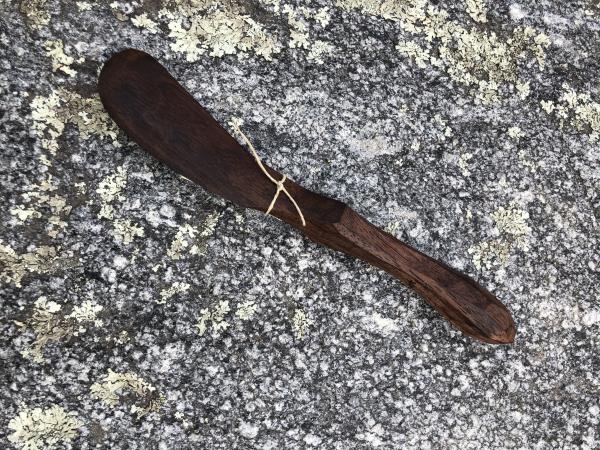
[1,0,599,448]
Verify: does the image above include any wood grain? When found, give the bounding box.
[98,49,516,344]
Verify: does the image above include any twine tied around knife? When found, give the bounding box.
[229,117,306,227]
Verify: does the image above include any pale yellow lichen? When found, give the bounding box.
[167,223,198,260]
[20,0,50,28]
[475,80,500,105]
[540,99,555,114]
[30,90,64,155]
[200,211,221,237]
[469,201,531,270]
[396,41,430,69]
[31,88,119,155]
[8,404,83,450]
[91,370,165,418]
[465,0,487,23]
[153,1,332,64]
[283,4,335,63]
[292,308,312,339]
[131,13,158,33]
[113,219,145,245]
[75,1,92,11]
[25,175,55,193]
[196,300,230,337]
[167,212,221,259]
[18,300,66,363]
[337,0,550,103]
[313,6,332,26]
[384,220,402,235]
[19,296,103,362]
[34,296,62,314]
[10,206,42,221]
[46,196,71,237]
[43,40,82,76]
[66,300,103,330]
[162,1,281,61]
[507,126,525,140]
[532,33,551,68]
[195,310,210,336]
[542,84,600,139]
[0,243,57,287]
[469,239,512,270]
[235,300,257,321]
[491,201,530,247]
[307,40,335,64]
[337,0,380,16]
[10,174,72,237]
[284,4,310,49]
[68,93,120,141]
[74,182,87,194]
[96,166,127,220]
[234,212,245,224]
[158,281,190,304]
[109,1,129,21]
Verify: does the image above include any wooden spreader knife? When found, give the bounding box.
[98,49,516,344]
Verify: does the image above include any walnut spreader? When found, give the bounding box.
[98,49,516,344]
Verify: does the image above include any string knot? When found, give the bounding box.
[229,118,306,227]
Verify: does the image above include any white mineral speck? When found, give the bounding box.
[582,310,600,326]
[113,255,128,269]
[509,4,527,20]
[239,421,259,439]
[304,434,323,446]
[365,312,399,336]
[101,267,116,283]
[160,204,176,218]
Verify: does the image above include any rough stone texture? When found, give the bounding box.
[1,1,599,449]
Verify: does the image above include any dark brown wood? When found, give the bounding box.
[98,49,516,344]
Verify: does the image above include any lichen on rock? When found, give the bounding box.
[90,369,165,418]
[196,300,231,337]
[30,88,119,155]
[8,404,83,450]
[337,0,550,103]
[19,0,50,28]
[469,201,531,270]
[0,243,58,287]
[161,1,281,61]
[292,308,312,339]
[18,296,103,362]
[43,40,82,76]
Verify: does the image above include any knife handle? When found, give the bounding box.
[269,184,516,344]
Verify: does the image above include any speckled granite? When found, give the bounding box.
[1,1,599,449]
